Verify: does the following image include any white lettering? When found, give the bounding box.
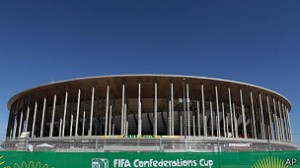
[199,159,213,168]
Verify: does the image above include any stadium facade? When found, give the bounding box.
[4,75,297,151]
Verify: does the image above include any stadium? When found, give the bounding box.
[2,74,297,152]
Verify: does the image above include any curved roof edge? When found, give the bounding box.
[7,74,292,111]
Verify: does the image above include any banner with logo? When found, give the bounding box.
[0,151,299,168]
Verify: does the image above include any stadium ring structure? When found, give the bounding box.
[3,75,297,152]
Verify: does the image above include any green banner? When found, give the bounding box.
[0,151,299,168]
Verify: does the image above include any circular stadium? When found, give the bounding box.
[3,75,297,151]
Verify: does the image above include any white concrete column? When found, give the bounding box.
[154,82,158,136]
[180,115,183,136]
[284,106,291,142]
[168,101,172,135]
[62,91,68,137]
[125,121,129,136]
[186,83,191,136]
[18,111,23,137]
[138,82,142,137]
[201,85,206,137]
[31,101,38,137]
[75,90,81,136]
[82,111,86,136]
[273,98,279,140]
[108,105,112,136]
[250,91,257,139]
[105,85,110,136]
[121,84,125,136]
[240,89,247,139]
[183,82,187,137]
[228,87,234,138]
[70,114,73,136]
[12,115,17,140]
[282,103,288,141]
[286,109,293,142]
[277,101,284,141]
[40,97,47,137]
[215,86,220,137]
[88,87,95,136]
[210,101,213,136]
[226,116,229,137]
[259,94,266,139]
[197,101,201,136]
[222,102,226,137]
[233,103,238,138]
[59,118,62,137]
[170,83,174,136]
[124,104,127,136]
[193,115,196,136]
[266,96,273,140]
[24,106,30,132]
[50,94,57,137]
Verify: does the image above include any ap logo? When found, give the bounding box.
[92,158,109,168]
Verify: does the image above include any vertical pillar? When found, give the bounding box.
[186,83,191,136]
[171,83,174,136]
[59,118,62,137]
[121,83,125,136]
[24,106,30,132]
[250,91,257,139]
[108,105,112,136]
[70,114,73,136]
[226,116,229,137]
[222,102,226,137]
[62,90,68,137]
[31,101,38,137]
[82,111,86,136]
[259,94,266,139]
[168,101,172,135]
[266,96,273,140]
[126,121,129,136]
[281,103,288,142]
[154,82,158,136]
[286,108,293,142]
[284,106,291,142]
[233,103,238,138]
[201,85,207,137]
[12,115,17,140]
[240,89,247,139]
[215,86,220,137]
[124,104,127,136]
[228,87,234,138]
[138,82,142,137]
[105,85,110,136]
[75,90,81,136]
[89,87,95,136]
[50,94,57,137]
[193,115,196,136]
[277,101,283,141]
[273,98,279,140]
[180,115,183,136]
[40,97,47,137]
[183,80,187,137]
[210,101,213,136]
[18,111,23,137]
[197,101,201,136]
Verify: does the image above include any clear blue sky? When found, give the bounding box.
[0,1,300,145]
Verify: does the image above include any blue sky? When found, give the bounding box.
[0,1,300,145]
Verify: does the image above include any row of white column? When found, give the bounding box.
[8,82,293,144]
